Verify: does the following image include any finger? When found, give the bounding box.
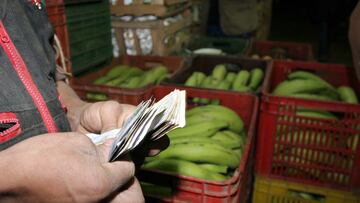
[102,159,136,191]
[99,101,125,133]
[108,178,145,203]
[146,135,170,157]
[80,102,105,133]
[100,102,136,133]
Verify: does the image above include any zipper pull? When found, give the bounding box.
[33,0,43,10]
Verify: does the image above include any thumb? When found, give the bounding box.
[102,158,136,191]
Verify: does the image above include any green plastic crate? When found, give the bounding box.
[65,0,112,75]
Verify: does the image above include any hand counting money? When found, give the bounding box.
[87,89,186,162]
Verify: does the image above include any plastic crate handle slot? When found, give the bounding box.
[287,189,325,202]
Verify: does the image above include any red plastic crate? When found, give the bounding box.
[248,40,314,61]
[46,0,72,74]
[138,85,258,203]
[71,56,189,105]
[162,55,273,94]
[256,60,360,191]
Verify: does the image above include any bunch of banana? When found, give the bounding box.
[272,70,358,104]
[270,71,359,182]
[93,64,168,88]
[87,64,169,100]
[184,64,264,104]
[142,105,247,182]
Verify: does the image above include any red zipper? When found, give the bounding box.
[0,21,58,133]
[0,112,21,142]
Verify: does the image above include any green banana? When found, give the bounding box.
[156,73,168,84]
[120,76,142,88]
[288,70,335,89]
[248,68,264,90]
[217,80,232,90]
[200,76,212,87]
[318,88,340,101]
[105,67,143,87]
[232,148,243,160]
[157,143,240,168]
[86,93,108,101]
[211,130,245,149]
[296,109,337,120]
[186,105,244,133]
[193,76,214,104]
[106,64,130,77]
[225,72,237,84]
[347,134,360,152]
[184,72,197,87]
[94,65,130,85]
[93,75,113,85]
[209,77,222,87]
[167,120,228,138]
[142,158,228,181]
[210,80,232,105]
[210,99,220,105]
[199,76,221,104]
[233,85,252,93]
[194,71,206,86]
[298,192,317,201]
[232,70,250,90]
[280,130,328,146]
[287,71,340,100]
[169,135,222,146]
[337,86,358,104]
[212,64,227,80]
[290,148,338,166]
[272,79,329,96]
[185,71,206,87]
[208,78,222,105]
[138,66,168,87]
[198,163,228,174]
[287,93,336,101]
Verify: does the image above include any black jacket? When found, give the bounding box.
[0,0,71,150]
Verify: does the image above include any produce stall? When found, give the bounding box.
[43,0,360,203]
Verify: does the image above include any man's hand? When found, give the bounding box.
[0,132,144,203]
[57,81,169,157]
[78,101,170,161]
[74,100,136,135]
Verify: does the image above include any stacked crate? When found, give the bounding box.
[253,60,360,203]
[139,85,259,203]
[64,0,113,75]
[110,0,192,56]
[46,0,72,74]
